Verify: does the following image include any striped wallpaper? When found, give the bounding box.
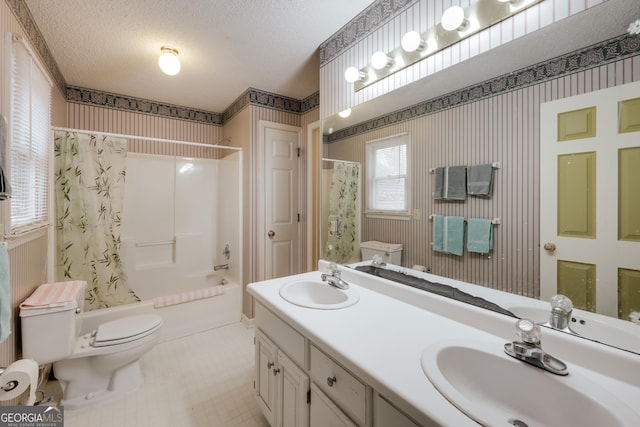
[326,56,640,298]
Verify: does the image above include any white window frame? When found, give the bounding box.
[365,132,411,220]
[2,33,53,239]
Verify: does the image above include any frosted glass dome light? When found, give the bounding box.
[441,6,467,32]
[338,108,352,118]
[401,31,425,53]
[158,46,181,76]
[371,51,392,70]
[344,66,364,83]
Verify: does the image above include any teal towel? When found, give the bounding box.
[467,218,493,254]
[432,215,465,256]
[0,242,10,342]
[432,215,444,251]
[444,216,465,256]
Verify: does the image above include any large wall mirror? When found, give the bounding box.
[318,1,640,354]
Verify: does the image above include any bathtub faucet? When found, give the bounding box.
[214,264,229,271]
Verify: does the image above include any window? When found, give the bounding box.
[3,34,52,236]
[365,133,410,217]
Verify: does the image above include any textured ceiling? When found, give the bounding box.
[25,0,375,113]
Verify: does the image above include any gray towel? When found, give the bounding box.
[0,115,10,200]
[467,163,494,197]
[432,167,444,199]
[444,166,467,200]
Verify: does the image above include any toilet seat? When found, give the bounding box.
[92,314,162,347]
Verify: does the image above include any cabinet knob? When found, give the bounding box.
[272,368,280,376]
[327,376,337,387]
[267,362,274,369]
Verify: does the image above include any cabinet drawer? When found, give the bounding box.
[255,302,306,367]
[310,344,366,425]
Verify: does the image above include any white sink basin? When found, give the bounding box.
[421,340,639,427]
[279,280,359,309]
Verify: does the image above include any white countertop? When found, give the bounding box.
[247,262,640,426]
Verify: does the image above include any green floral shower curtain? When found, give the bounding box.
[325,162,360,263]
[54,131,139,310]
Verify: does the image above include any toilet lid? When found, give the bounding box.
[93,314,162,347]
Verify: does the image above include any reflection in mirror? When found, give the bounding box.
[319,37,640,354]
[320,159,361,264]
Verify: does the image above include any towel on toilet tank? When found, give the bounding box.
[467,218,493,254]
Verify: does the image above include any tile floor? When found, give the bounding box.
[59,322,270,427]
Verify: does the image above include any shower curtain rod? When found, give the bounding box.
[51,127,241,151]
[322,158,360,165]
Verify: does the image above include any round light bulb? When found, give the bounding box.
[401,31,424,53]
[371,51,391,70]
[158,47,181,76]
[338,108,351,118]
[441,6,466,32]
[344,66,362,83]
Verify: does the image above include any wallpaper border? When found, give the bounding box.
[325,33,640,143]
[319,0,419,66]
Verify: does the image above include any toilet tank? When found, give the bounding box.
[20,281,86,365]
[360,241,403,265]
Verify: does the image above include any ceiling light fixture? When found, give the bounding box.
[338,108,352,118]
[344,66,366,83]
[441,6,468,32]
[371,51,393,70]
[401,31,426,53]
[158,46,181,76]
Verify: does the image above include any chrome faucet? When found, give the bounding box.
[504,319,569,376]
[545,294,574,331]
[321,263,349,290]
[213,263,229,271]
[371,254,387,268]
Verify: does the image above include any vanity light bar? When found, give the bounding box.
[349,0,543,92]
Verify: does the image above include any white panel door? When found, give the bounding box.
[540,80,640,318]
[263,123,301,280]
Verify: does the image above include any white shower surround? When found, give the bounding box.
[117,151,242,340]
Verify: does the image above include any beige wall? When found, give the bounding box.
[0,0,68,370]
[327,56,640,298]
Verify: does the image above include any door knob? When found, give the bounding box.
[543,242,556,252]
[268,230,275,238]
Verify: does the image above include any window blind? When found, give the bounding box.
[366,134,410,214]
[5,34,52,236]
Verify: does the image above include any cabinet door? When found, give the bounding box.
[256,329,278,426]
[310,383,357,427]
[277,351,310,427]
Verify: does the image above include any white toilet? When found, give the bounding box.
[20,281,162,409]
[360,241,403,265]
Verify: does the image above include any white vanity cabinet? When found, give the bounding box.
[309,344,368,426]
[255,328,310,427]
[310,383,357,427]
[254,301,420,427]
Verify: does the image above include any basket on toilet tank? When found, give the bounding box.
[360,241,403,265]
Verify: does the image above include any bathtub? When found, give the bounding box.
[77,279,242,342]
